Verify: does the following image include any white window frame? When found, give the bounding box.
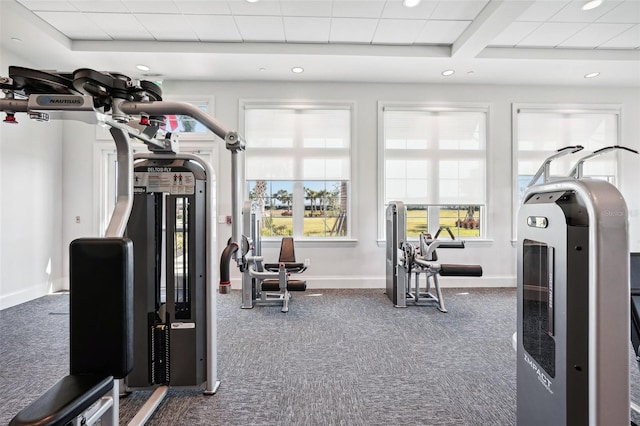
[240,99,357,245]
[377,101,490,243]
[511,103,622,240]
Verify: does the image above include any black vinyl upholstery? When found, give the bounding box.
[10,238,134,426]
[9,375,114,426]
[262,237,307,291]
[70,238,134,378]
[262,279,307,292]
[439,264,483,277]
[264,237,307,274]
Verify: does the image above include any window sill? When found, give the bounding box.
[376,238,494,248]
[260,238,359,249]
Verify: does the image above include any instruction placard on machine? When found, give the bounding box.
[134,168,196,195]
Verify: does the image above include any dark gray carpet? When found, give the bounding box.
[1,288,638,425]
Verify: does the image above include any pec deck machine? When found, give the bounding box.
[1,66,246,425]
[516,146,637,425]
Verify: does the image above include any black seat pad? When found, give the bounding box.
[10,374,113,426]
[264,262,306,273]
[439,264,483,277]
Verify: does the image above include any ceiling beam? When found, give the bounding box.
[452,0,535,58]
[480,47,640,61]
[72,40,451,59]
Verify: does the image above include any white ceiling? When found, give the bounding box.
[1,0,639,86]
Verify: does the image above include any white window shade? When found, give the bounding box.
[245,108,351,181]
[383,109,487,205]
[517,111,619,182]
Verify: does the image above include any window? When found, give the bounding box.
[514,105,620,202]
[164,103,209,134]
[380,104,488,238]
[243,103,352,238]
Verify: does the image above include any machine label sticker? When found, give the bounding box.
[35,95,85,106]
[171,322,195,329]
[523,353,553,394]
[134,171,195,195]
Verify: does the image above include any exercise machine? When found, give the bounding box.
[385,201,482,311]
[630,253,640,420]
[1,66,245,425]
[221,202,307,313]
[516,145,637,425]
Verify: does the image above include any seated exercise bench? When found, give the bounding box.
[399,232,483,312]
[10,238,133,426]
[249,237,307,313]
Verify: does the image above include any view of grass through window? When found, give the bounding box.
[404,205,481,238]
[249,180,348,237]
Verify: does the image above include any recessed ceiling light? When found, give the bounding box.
[582,0,602,11]
[136,64,150,72]
[584,72,600,78]
[442,69,455,76]
[403,0,421,7]
[291,67,304,74]
[246,0,260,3]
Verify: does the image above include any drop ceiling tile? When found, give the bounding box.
[85,13,154,39]
[134,13,198,40]
[69,1,129,13]
[548,0,624,23]
[124,1,180,14]
[283,17,330,42]
[381,0,438,19]
[599,24,640,48]
[234,16,286,42]
[228,0,282,16]
[280,1,332,17]
[16,1,76,11]
[331,1,385,18]
[517,22,587,47]
[490,21,541,46]
[373,19,426,44]
[34,11,112,39]
[596,1,640,24]
[329,18,378,43]
[174,1,231,15]
[430,0,488,20]
[415,20,470,44]
[516,1,570,22]
[184,15,242,41]
[559,22,634,47]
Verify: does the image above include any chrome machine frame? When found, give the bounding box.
[239,202,302,313]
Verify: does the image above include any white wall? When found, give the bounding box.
[1,72,639,306]
[142,81,640,290]
[0,48,64,309]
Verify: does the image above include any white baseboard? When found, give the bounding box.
[229,275,516,290]
[0,285,49,310]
